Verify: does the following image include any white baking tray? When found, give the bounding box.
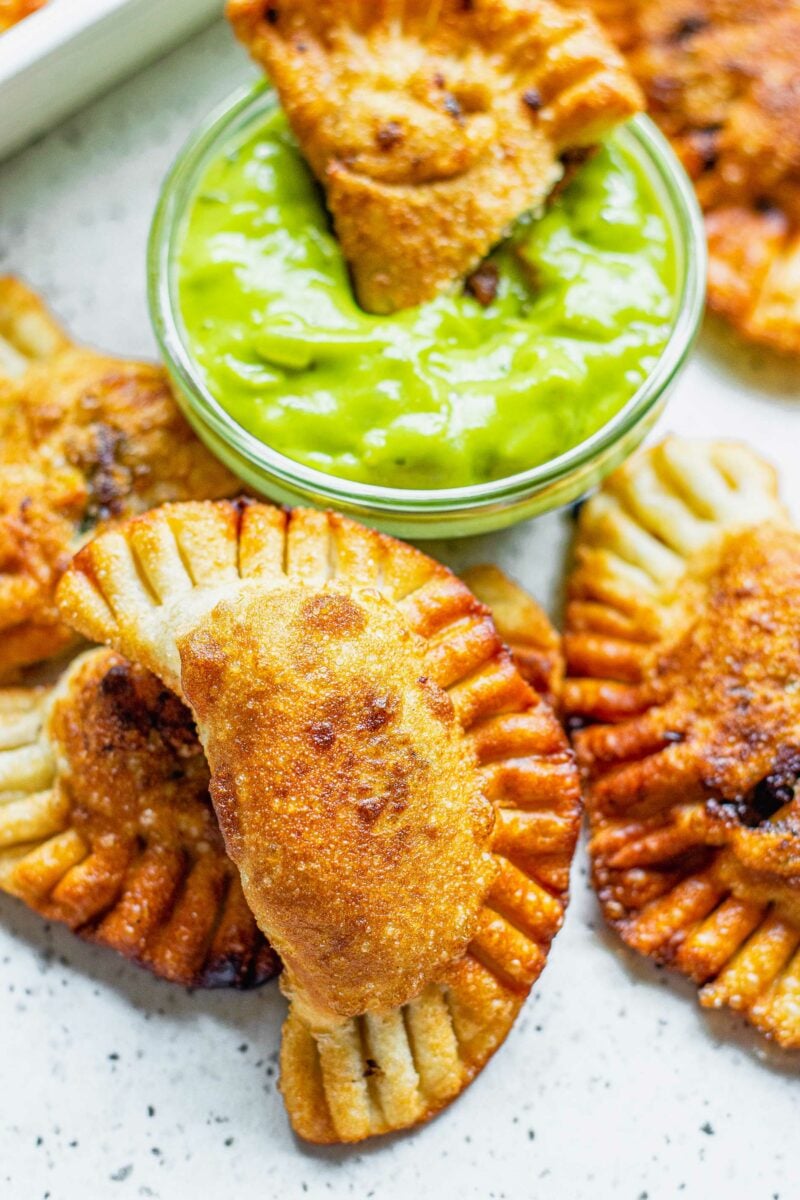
[0,0,223,161]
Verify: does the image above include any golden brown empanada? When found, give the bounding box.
[566,0,800,354]
[0,646,278,988]
[0,277,238,679]
[228,0,641,313]
[563,437,800,1046]
[57,501,580,1141]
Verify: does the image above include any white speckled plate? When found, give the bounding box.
[1,22,799,1200]
[0,0,223,162]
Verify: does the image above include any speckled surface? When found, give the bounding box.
[2,21,800,1200]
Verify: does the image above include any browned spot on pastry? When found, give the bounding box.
[307,719,336,750]
[354,759,413,824]
[359,691,399,732]
[301,592,366,637]
[522,87,543,113]
[376,121,403,150]
[418,676,456,726]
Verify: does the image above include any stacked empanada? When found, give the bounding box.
[57,500,581,1140]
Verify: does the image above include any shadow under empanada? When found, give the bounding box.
[591,896,800,1077]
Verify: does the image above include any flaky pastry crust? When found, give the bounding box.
[564,437,800,1046]
[0,277,238,679]
[57,501,580,1141]
[228,0,640,313]
[566,0,800,354]
[0,648,277,988]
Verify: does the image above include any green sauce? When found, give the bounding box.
[177,108,676,490]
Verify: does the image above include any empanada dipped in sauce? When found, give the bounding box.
[563,437,800,1046]
[566,0,800,355]
[0,647,278,988]
[228,0,641,314]
[57,502,580,1141]
[0,277,238,680]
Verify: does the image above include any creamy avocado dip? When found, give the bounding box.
[176,108,676,490]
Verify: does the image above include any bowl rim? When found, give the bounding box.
[148,82,707,517]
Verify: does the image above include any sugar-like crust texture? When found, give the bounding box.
[228,0,640,313]
[564,436,800,1047]
[0,277,238,679]
[181,584,497,1023]
[57,501,580,1141]
[0,0,45,32]
[0,648,278,988]
[564,0,800,355]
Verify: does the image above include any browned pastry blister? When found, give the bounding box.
[228,0,641,313]
[0,647,278,988]
[57,502,580,1142]
[565,0,800,355]
[0,277,238,680]
[563,436,800,1046]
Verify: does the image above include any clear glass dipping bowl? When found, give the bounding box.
[148,85,706,539]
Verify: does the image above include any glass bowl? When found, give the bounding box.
[148,84,706,539]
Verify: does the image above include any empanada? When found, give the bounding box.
[57,502,580,1140]
[567,0,800,354]
[0,277,238,679]
[563,437,800,1045]
[0,646,278,988]
[228,0,641,313]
